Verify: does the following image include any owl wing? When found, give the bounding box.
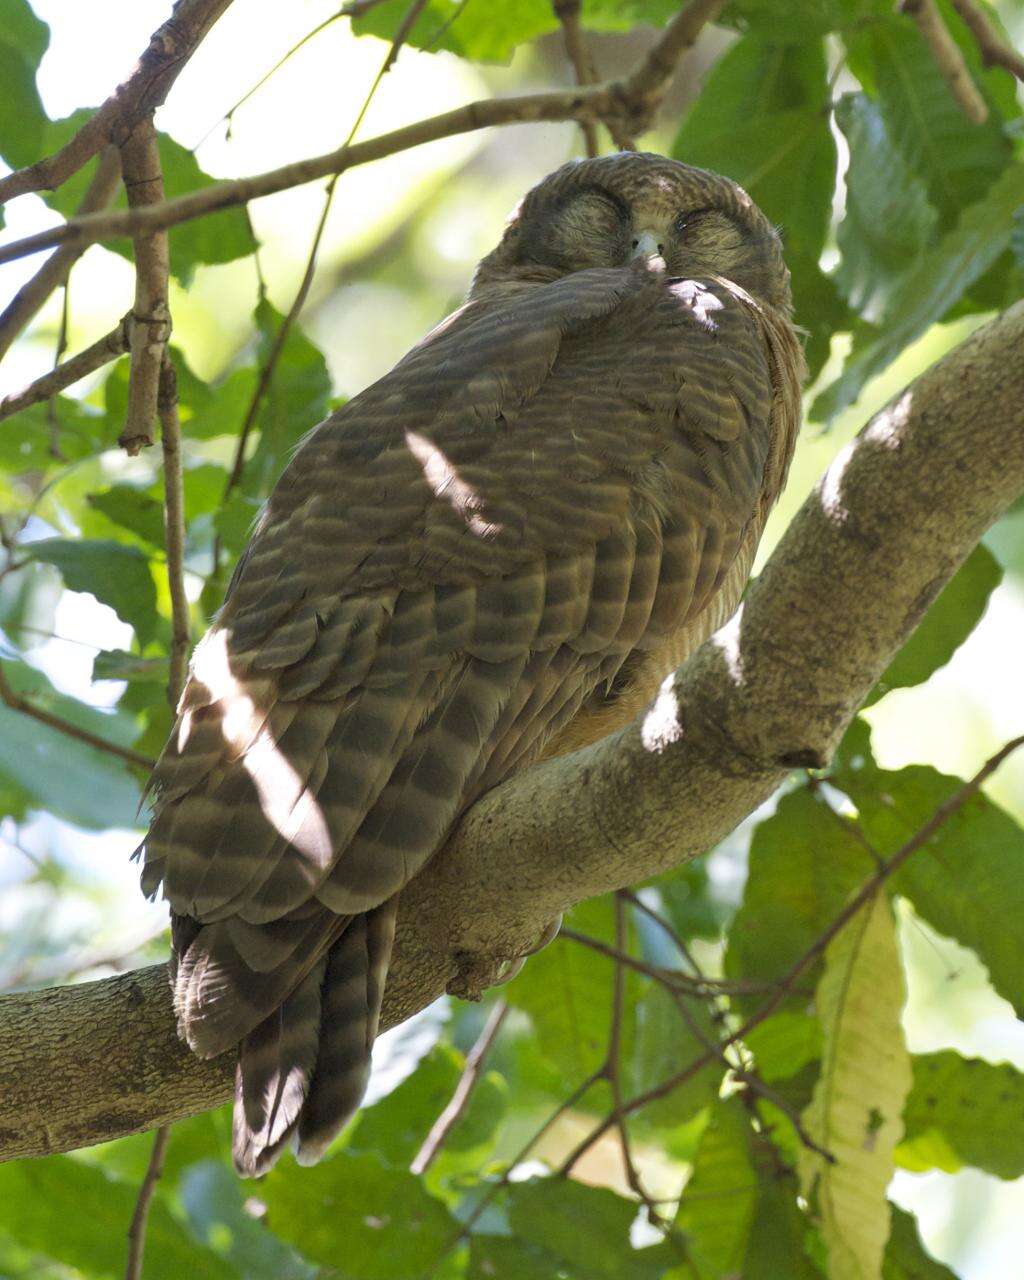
[141,264,783,1171]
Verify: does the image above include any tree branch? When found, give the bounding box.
[0,148,121,363]
[0,0,727,269]
[0,320,130,423]
[0,302,1021,1161]
[0,0,234,204]
[554,0,600,158]
[950,0,1024,83]
[118,119,172,456]
[900,0,989,122]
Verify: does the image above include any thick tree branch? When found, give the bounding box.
[1,301,1022,1163]
[0,0,726,269]
[0,0,234,204]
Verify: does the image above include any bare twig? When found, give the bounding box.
[158,359,189,705]
[0,0,234,204]
[0,148,121,363]
[554,1,600,157]
[0,665,154,771]
[557,734,1024,1174]
[950,0,1024,81]
[124,1124,170,1280]
[118,119,171,456]
[900,0,989,122]
[559,927,777,995]
[0,321,130,423]
[0,0,727,268]
[410,1000,509,1175]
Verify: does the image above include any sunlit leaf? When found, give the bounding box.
[867,544,1002,705]
[262,1150,456,1277]
[834,720,1024,1017]
[26,537,160,644]
[0,1155,239,1280]
[898,1051,1024,1180]
[799,893,912,1280]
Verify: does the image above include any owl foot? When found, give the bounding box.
[447,914,563,1000]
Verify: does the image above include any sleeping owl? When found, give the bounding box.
[139,151,805,1176]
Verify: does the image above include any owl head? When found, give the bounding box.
[472,152,791,313]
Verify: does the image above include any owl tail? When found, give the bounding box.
[232,897,398,1177]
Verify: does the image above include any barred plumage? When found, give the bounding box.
[139,153,804,1175]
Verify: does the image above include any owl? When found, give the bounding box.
[140,152,804,1176]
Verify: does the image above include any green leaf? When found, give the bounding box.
[353,0,558,64]
[675,1098,760,1275]
[867,544,1002,705]
[92,649,169,684]
[898,1050,1024,1180]
[844,10,1012,227]
[38,118,257,283]
[245,298,332,497]
[833,721,1024,1017]
[86,484,166,547]
[0,0,49,176]
[26,537,160,644]
[0,661,143,828]
[883,1205,957,1280]
[504,1178,668,1279]
[799,893,912,1280]
[743,1175,825,1279]
[743,1010,822,1083]
[722,0,886,38]
[181,1161,316,1280]
[834,93,939,318]
[262,1150,456,1278]
[814,162,1024,420]
[0,397,107,474]
[672,36,839,376]
[725,787,874,1030]
[0,1155,239,1280]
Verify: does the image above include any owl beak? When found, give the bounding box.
[630,230,663,262]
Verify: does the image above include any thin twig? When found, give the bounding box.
[0,321,130,423]
[158,359,189,706]
[900,0,989,122]
[559,927,777,995]
[118,119,171,456]
[0,0,727,268]
[410,1000,509,1175]
[554,1,599,157]
[218,0,429,539]
[558,734,1024,1174]
[950,0,1024,81]
[124,1124,170,1280]
[0,148,121,363]
[0,0,234,204]
[0,665,155,770]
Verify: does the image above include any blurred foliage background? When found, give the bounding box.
[1,1,1023,1277]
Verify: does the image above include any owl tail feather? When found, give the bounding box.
[231,897,398,1177]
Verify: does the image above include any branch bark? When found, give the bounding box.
[0,0,234,204]
[0,0,726,269]
[1,301,1023,1163]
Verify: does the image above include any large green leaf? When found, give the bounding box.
[262,1151,456,1278]
[866,544,1002,706]
[504,1178,675,1279]
[843,8,1013,227]
[0,1155,239,1280]
[834,93,939,318]
[674,1097,760,1276]
[883,1206,957,1280]
[26,537,160,644]
[725,787,873,1034]
[37,114,257,284]
[0,0,49,179]
[814,161,1024,420]
[672,35,839,375]
[0,397,108,475]
[722,0,887,37]
[0,660,143,828]
[833,720,1024,1017]
[898,1051,1024,1180]
[799,893,912,1280]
